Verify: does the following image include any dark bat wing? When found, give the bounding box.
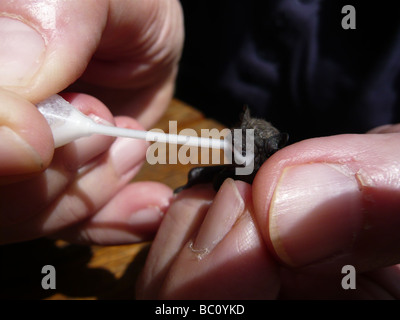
[174,164,238,193]
[174,163,260,193]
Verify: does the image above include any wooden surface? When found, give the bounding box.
[0,99,225,300]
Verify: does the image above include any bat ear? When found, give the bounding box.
[239,105,251,128]
[242,105,251,120]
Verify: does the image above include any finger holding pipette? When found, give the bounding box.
[0,109,171,244]
[0,89,54,184]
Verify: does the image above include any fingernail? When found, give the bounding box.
[269,163,364,267]
[0,126,44,174]
[0,17,45,87]
[192,178,245,257]
[110,137,147,177]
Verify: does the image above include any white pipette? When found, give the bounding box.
[36,95,251,164]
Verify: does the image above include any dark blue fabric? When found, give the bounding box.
[176,0,400,142]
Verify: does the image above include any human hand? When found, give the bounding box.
[137,126,400,299]
[0,0,183,244]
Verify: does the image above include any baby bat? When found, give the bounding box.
[174,108,289,192]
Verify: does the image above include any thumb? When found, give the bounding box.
[253,132,400,272]
[0,89,53,181]
[0,1,109,180]
[0,1,108,102]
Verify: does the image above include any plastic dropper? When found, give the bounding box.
[36,94,232,153]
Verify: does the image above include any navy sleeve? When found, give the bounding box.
[175,0,400,141]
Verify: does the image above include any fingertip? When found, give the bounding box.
[367,123,400,134]
[61,92,115,126]
[57,181,174,245]
[0,89,54,178]
[114,181,174,241]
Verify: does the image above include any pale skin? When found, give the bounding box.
[137,128,400,299]
[1,0,399,299]
[0,0,183,243]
